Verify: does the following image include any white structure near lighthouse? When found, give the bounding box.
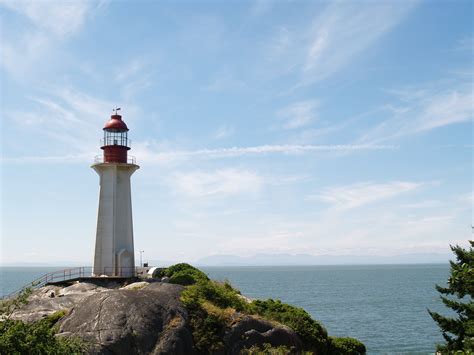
[92,110,139,277]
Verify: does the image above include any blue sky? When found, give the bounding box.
[0,0,472,265]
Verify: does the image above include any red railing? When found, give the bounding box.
[2,266,139,300]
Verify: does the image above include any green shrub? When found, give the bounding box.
[241,343,303,354]
[328,336,366,355]
[184,301,226,353]
[162,263,209,285]
[248,299,328,353]
[170,264,365,355]
[0,310,86,354]
[180,277,249,352]
[182,280,247,311]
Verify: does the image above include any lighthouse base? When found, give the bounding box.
[92,163,139,277]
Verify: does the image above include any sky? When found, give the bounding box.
[0,0,472,266]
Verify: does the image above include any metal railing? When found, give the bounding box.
[94,155,136,165]
[100,137,131,148]
[2,266,139,300]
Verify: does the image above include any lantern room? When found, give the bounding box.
[101,110,131,164]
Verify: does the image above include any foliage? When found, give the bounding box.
[172,263,365,354]
[161,263,209,285]
[181,279,248,353]
[328,336,366,355]
[0,289,86,354]
[0,287,33,319]
[241,343,307,354]
[429,241,474,353]
[248,299,329,353]
[182,279,247,311]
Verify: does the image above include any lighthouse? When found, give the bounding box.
[92,109,139,277]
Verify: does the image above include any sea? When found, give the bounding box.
[0,264,449,354]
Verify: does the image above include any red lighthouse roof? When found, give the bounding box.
[104,114,129,131]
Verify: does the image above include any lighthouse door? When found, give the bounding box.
[116,249,134,277]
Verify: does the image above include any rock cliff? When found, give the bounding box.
[6,264,366,354]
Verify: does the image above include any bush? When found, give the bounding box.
[248,299,329,353]
[241,343,304,354]
[180,277,250,352]
[162,263,209,285]
[0,310,86,354]
[182,280,247,311]
[170,263,366,355]
[329,336,366,355]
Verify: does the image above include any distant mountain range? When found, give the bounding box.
[194,253,452,266]
[1,253,451,268]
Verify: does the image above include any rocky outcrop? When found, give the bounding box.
[59,283,194,354]
[224,315,303,354]
[9,281,304,354]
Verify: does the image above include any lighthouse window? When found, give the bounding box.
[104,131,128,147]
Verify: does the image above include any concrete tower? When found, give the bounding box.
[92,109,139,277]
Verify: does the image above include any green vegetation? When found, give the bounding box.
[429,241,474,353]
[248,299,328,353]
[160,263,366,354]
[160,263,209,285]
[241,343,311,354]
[0,288,86,354]
[328,336,366,355]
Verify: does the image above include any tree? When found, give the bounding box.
[428,240,474,352]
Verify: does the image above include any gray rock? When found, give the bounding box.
[58,283,195,355]
[224,315,303,354]
[9,280,306,354]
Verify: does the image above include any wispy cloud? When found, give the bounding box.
[114,57,153,98]
[312,181,423,210]
[359,81,473,143]
[213,125,234,139]
[0,0,107,76]
[277,100,319,129]
[301,1,417,84]
[171,169,263,198]
[0,0,104,37]
[3,87,128,158]
[455,35,474,51]
[134,143,397,164]
[2,143,396,164]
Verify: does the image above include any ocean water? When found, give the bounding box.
[1,264,449,354]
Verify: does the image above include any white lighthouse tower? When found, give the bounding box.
[92,109,139,277]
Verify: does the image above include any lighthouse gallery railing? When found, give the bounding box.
[2,266,140,300]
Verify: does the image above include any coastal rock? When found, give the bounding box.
[58,283,194,354]
[224,315,303,354]
[9,280,308,354]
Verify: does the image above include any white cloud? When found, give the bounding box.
[213,125,234,139]
[2,86,140,159]
[0,0,104,37]
[359,82,473,143]
[313,181,423,210]
[2,143,397,164]
[134,143,397,164]
[302,1,417,83]
[204,73,247,92]
[277,100,319,129]
[171,169,263,198]
[0,0,107,76]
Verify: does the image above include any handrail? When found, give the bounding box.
[93,155,136,165]
[2,266,139,300]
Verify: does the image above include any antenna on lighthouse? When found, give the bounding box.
[113,107,121,115]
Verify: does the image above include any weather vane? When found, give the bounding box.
[113,107,121,115]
